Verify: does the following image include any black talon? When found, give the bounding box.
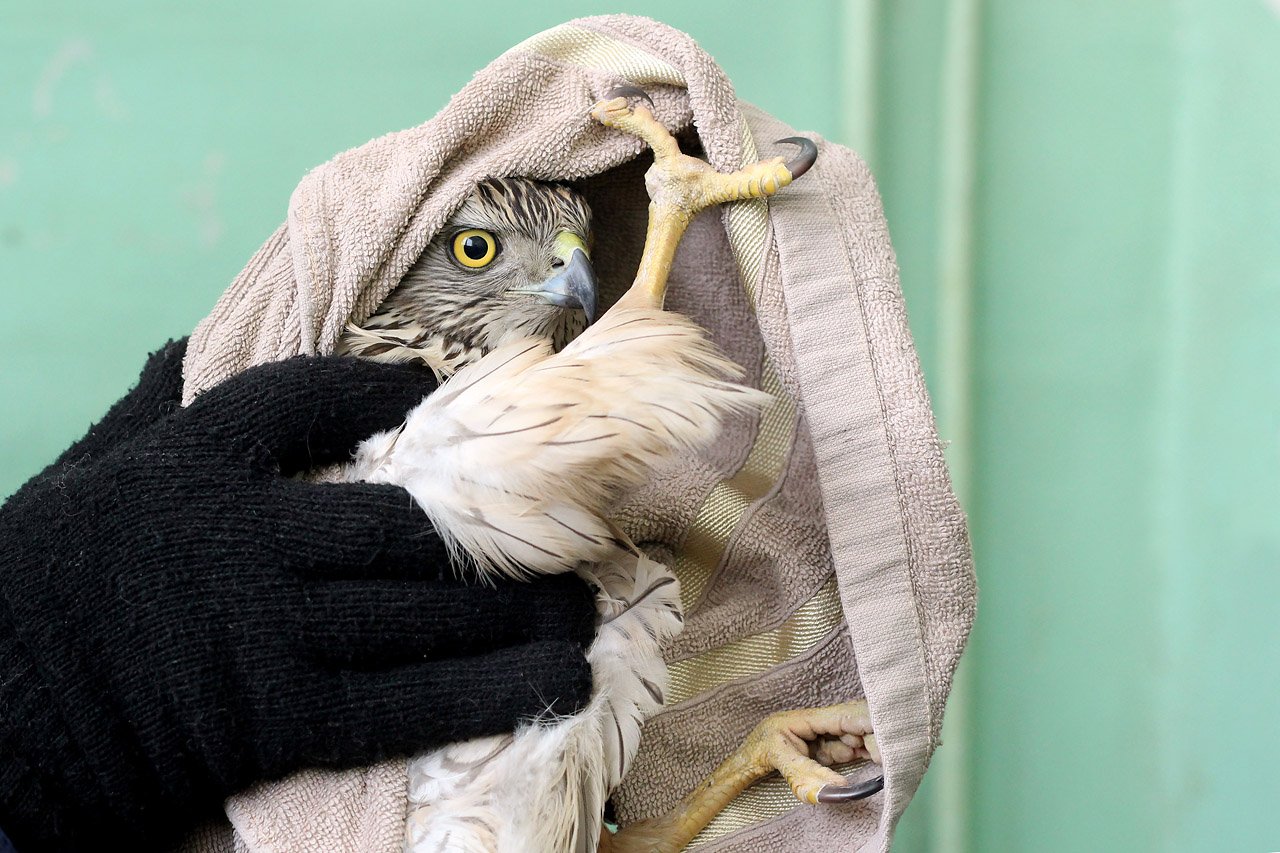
[777,136,818,179]
[815,774,884,804]
[605,84,655,109]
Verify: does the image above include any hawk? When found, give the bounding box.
[326,87,882,852]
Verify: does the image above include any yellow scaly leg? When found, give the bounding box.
[589,87,815,310]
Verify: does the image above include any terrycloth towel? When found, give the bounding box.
[178,15,975,853]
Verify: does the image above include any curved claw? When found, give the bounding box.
[815,774,884,804]
[604,84,655,109]
[777,136,818,179]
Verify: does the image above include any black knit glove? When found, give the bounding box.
[0,348,596,852]
[45,338,190,476]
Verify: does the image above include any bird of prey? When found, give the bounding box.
[327,87,882,853]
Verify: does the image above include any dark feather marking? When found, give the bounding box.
[684,400,722,421]
[357,341,401,357]
[544,512,606,545]
[465,509,564,560]
[477,416,561,438]
[614,716,627,781]
[455,474,542,504]
[686,378,742,391]
[578,332,691,350]
[640,677,665,705]
[602,332,697,345]
[533,360,588,372]
[544,432,620,446]
[650,402,701,428]
[430,341,544,407]
[485,404,518,428]
[587,413,656,432]
[608,316,655,329]
[626,576,678,612]
[462,734,513,773]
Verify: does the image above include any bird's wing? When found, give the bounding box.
[356,305,768,580]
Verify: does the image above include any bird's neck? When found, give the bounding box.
[337,311,583,381]
[335,323,486,380]
[337,293,588,381]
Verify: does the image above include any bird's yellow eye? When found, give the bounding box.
[451,229,499,269]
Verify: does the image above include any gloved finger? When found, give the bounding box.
[50,338,189,470]
[135,336,190,395]
[186,356,439,472]
[270,641,594,772]
[110,337,190,427]
[511,572,597,647]
[261,480,453,578]
[300,573,597,666]
[258,483,600,655]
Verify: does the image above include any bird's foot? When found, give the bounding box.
[741,701,882,805]
[606,701,880,852]
[590,86,680,162]
[589,85,817,310]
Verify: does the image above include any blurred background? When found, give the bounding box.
[2,1,1278,850]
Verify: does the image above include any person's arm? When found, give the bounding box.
[0,347,596,852]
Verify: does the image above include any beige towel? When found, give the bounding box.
[178,15,975,853]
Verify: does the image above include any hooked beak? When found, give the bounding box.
[517,233,599,325]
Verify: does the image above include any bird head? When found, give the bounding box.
[363,178,597,369]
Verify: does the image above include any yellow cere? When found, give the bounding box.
[553,231,589,262]
[452,229,499,268]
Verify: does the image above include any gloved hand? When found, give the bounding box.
[44,338,190,476]
[0,344,596,852]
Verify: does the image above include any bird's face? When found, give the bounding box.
[375,178,597,362]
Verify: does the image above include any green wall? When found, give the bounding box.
[874,2,1280,850]
[3,2,1278,850]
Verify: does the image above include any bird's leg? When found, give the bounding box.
[588,88,861,852]
[606,701,881,853]
[590,86,816,312]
